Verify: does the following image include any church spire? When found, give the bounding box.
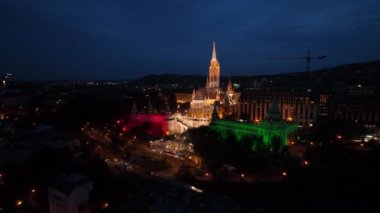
[227,78,233,93]
[207,42,220,88]
[212,42,217,61]
[131,100,138,113]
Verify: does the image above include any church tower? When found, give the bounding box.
[207,42,220,88]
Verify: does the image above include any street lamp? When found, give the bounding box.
[16,200,23,207]
[102,202,109,209]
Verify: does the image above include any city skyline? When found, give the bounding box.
[1,1,380,211]
[1,0,380,80]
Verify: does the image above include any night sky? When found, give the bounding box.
[1,0,380,80]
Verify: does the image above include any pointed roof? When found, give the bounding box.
[146,99,153,113]
[51,174,92,196]
[211,42,217,61]
[227,79,233,93]
[131,101,138,113]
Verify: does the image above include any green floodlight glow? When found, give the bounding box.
[210,100,297,151]
[211,119,297,151]
[211,100,298,151]
[233,83,240,89]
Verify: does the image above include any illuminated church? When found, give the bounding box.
[188,42,238,119]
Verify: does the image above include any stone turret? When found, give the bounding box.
[227,79,233,94]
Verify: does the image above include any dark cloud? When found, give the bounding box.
[1,0,380,80]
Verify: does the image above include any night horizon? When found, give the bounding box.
[1,0,380,80]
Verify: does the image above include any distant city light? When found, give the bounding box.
[190,186,203,193]
[102,202,109,209]
[16,200,23,207]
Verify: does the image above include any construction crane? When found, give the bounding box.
[269,50,326,72]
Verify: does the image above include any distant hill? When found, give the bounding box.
[319,60,380,85]
[133,60,380,90]
[268,60,380,85]
[132,74,206,91]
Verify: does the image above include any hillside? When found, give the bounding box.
[133,60,380,90]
